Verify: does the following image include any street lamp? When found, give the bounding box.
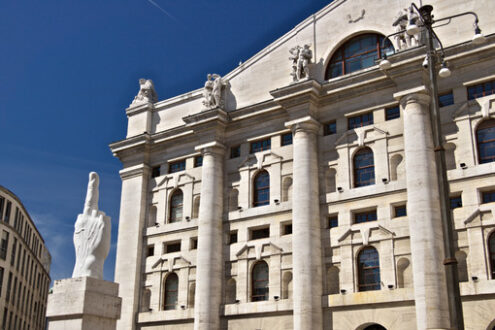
[379,4,485,330]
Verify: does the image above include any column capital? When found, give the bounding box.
[394,86,431,108]
[285,116,320,134]
[195,141,226,156]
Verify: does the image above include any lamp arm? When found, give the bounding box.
[433,11,480,26]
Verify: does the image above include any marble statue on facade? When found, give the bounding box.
[203,73,226,109]
[72,172,111,280]
[289,44,312,82]
[393,6,419,50]
[131,78,157,106]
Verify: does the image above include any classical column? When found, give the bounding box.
[397,88,451,329]
[114,165,150,330]
[286,116,323,330]
[193,141,225,330]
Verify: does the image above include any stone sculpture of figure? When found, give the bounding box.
[131,78,158,106]
[297,44,312,81]
[393,7,419,51]
[203,73,226,109]
[72,172,111,280]
[289,46,301,81]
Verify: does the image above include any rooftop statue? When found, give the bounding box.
[393,6,420,51]
[290,44,312,82]
[131,78,158,106]
[203,73,226,109]
[72,172,111,280]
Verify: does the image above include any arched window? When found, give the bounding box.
[253,171,270,207]
[354,148,375,187]
[363,325,386,330]
[476,119,495,164]
[169,190,183,223]
[489,232,495,279]
[358,247,380,291]
[325,33,394,79]
[251,261,269,301]
[163,273,178,310]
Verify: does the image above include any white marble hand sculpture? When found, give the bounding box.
[72,172,111,280]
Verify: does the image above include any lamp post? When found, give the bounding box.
[380,4,485,330]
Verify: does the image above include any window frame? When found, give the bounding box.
[168,160,186,174]
[163,273,179,310]
[281,133,293,146]
[354,209,377,224]
[476,120,495,164]
[324,121,337,136]
[489,232,495,279]
[169,190,184,223]
[353,147,375,187]
[357,246,381,292]
[253,171,270,207]
[467,79,495,100]
[250,138,271,153]
[348,112,374,129]
[251,261,269,302]
[385,106,400,121]
[438,91,454,107]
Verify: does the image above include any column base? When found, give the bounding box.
[47,277,122,330]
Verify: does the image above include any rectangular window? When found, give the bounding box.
[4,202,11,224]
[394,205,407,217]
[194,156,203,168]
[282,223,292,235]
[0,231,8,260]
[146,245,154,257]
[250,227,270,240]
[190,238,198,250]
[348,112,373,129]
[438,91,454,107]
[2,308,6,329]
[250,138,271,153]
[281,133,293,146]
[5,273,11,303]
[482,190,495,204]
[230,145,241,159]
[468,79,495,100]
[10,239,16,267]
[151,166,160,178]
[164,242,181,253]
[0,267,3,297]
[354,209,377,224]
[0,197,4,221]
[324,121,337,136]
[450,195,463,209]
[385,106,400,121]
[229,231,238,244]
[168,160,186,174]
[328,216,338,228]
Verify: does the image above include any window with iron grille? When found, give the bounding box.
[251,261,269,302]
[354,209,377,224]
[467,79,495,100]
[348,112,373,129]
[354,148,375,187]
[358,247,381,291]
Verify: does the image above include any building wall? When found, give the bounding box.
[111,0,495,329]
[0,186,52,330]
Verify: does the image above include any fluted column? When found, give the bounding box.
[193,141,225,330]
[397,88,450,329]
[286,116,323,330]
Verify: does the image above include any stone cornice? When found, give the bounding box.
[125,102,154,116]
[119,164,151,180]
[270,79,322,111]
[109,133,151,158]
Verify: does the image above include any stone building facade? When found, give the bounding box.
[110,0,495,329]
[0,186,52,330]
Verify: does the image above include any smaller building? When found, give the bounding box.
[0,186,51,330]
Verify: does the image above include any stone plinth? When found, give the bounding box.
[47,277,121,330]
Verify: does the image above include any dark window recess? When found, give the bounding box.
[358,247,381,291]
[165,242,181,253]
[0,197,4,221]
[438,91,454,107]
[250,139,271,153]
[251,227,270,240]
[468,79,495,100]
[476,120,495,164]
[151,166,160,178]
[0,231,8,260]
[324,121,337,136]
[147,245,154,257]
[283,224,292,235]
[230,146,241,159]
[348,113,373,129]
[229,232,238,244]
[354,148,375,187]
[482,190,495,204]
[194,156,203,167]
[253,171,270,207]
[394,205,407,217]
[450,196,463,209]
[251,261,269,302]
[4,202,11,224]
[168,160,185,174]
[328,216,338,228]
[385,106,400,121]
[281,133,293,146]
[354,210,377,224]
[191,238,198,250]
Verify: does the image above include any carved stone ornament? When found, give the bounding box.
[72,172,111,280]
[289,44,312,82]
[131,78,158,106]
[393,6,420,51]
[203,73,227,109]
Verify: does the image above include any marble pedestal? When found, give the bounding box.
[47,277,122,330]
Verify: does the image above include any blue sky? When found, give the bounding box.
[0,0,330,283]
